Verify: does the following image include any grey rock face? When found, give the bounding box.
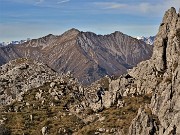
[127,7,180,135]
[139,8,180,135]
[128,107,158,135]
[0,58,57,105]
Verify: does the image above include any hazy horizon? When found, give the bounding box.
[0,0,180,42]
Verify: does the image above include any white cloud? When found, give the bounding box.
[35,0,44,5]
[57,0,70,4]
[7,0,70,7]
[94,2,126,9]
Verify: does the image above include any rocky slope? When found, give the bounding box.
[0,58,152,135]
[0,29,153,85]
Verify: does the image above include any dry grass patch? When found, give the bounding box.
[76,94,152,135]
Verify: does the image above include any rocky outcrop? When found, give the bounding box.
[104,7,180,135]
[129,7,180,135]
[0,58,152,135]
[0,29,153,85]
[0,58,57,105]
[128,107,159,135]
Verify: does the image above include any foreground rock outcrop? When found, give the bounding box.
[107,7,180,135]
[129,7,180,135]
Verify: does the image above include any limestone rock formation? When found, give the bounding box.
[128,7,180,135]
[0,58,57,105]
[107,7,180,135]
[128,107,159,135]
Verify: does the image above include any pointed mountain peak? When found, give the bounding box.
[64,28,80,34]
[111,31,127,37]
[169,7,176,12]
[113,31,123,34]
[152,7,180,71]
[61,28,81,38]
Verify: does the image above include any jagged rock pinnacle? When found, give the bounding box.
[152,7,180,71]
[126,7,180,134]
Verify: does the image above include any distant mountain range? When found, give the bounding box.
[136,36,155,45]
[0,29,153,84]
[1,36,155,47]
[0,39,30,46]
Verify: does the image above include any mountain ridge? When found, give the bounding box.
[0,29,153,85]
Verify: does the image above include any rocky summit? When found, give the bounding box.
[0,28,152,85]
[0,7,179,135]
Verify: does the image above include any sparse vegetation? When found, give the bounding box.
[0,125,11,135]
[76,94,152,135]
[0,80,152,135]
[10,58,32,66]
[0,82,86,135]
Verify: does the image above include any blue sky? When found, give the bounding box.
[0,0,180,42]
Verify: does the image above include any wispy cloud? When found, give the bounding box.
[35,0,44,5]
[94,0,180,16]
[28,0,71,8]
[94,2,126,9]
[6,0,70,7]
[57,0,70,4]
